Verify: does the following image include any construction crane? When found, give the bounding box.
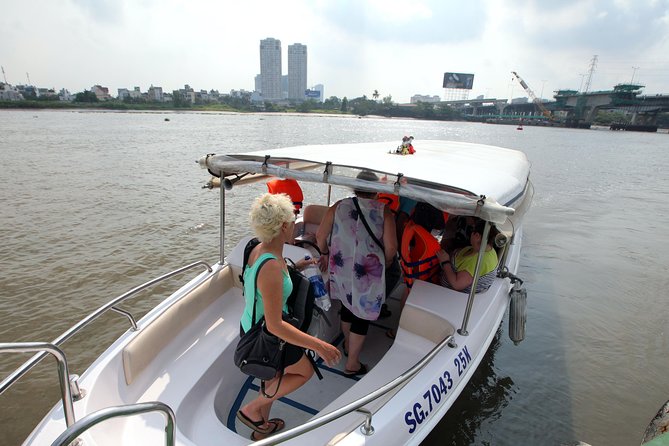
[1,66,7,84]
[511,71,553,120]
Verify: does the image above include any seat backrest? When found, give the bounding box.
[302,204,329,237]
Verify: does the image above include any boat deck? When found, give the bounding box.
[226,312,397,438]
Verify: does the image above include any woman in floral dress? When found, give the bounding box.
[317,171,397,375]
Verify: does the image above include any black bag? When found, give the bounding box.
[234,320,286,381]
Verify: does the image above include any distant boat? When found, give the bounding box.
[164,118,170,122]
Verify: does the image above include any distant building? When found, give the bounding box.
[129,87,142,99]
[230,89,251,98]
[288,43,307,100]
[148,85,163,102]
[58,88,73,101]
[0,82,23,101]
[511,97,529,104]
[250,91,263,103]
[282,75,288,99]
[254,74,262,93]
[117,88,130,100]
[172,84,195,103]
[410,94,441,104]
[91,85,111,101]
[16,85,37,98]
[260,38,282,100]
[37,88,57,98]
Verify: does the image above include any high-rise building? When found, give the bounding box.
[282,75,288,99]
[288,43,307,100]
[260,38,282,100]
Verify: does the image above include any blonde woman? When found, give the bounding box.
[236,193,341,440]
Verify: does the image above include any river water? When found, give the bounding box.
[1,110,668,446]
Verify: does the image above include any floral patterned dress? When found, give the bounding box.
[328,197,386,320]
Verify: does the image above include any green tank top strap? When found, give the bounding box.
[244,253,276,325]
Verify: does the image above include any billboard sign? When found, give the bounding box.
[443,72,475,89]
[304,89,321,99]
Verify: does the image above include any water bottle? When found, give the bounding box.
[303,256,331,311]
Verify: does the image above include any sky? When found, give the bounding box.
[1,0,669,103]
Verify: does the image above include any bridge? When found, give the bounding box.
[442,85,669,131]
[552,84,669,129]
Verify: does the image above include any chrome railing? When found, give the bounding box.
[50,401,176,446]
[0,260,212,394]
[253,333,455,445]
[0,342,76,427]
[458,220,492,336]
[2,259,453,445]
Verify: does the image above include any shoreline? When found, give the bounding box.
[2,103,667,130]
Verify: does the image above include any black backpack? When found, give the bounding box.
[240,238,315,333]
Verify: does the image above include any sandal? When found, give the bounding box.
[268,418,285,431]
[344,363,368,376]
[250,420,282,440]
[236,410,274,434]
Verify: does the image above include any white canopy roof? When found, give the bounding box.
[200,140,531,224]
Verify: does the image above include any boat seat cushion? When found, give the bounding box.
[301,204,328,237]
[399,305,455,344]
[399,279,456,344]
[122,268,233,385]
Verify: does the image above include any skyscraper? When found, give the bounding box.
[259,38,282,100]
[288,43,307,100]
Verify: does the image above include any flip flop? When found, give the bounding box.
[236,410,274,434]
[250,420,282,440]
[268,418,285,432]
[344,363,368,376]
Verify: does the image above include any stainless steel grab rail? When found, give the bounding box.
[50,401,176,446]
[0,343,76,427]
[253,333,455,445]
[0,260,212,394]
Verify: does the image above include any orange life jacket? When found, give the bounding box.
[400,221,441,288]
[377,193,400,212]
[267,178,304,213]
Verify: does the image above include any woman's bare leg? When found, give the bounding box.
[239,355,314,429]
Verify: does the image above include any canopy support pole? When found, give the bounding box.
[220,180,226,265]
[458,220,491,336]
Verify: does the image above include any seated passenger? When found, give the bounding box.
[437,219,498,294]
[386,200,444,339]
[440,215,471,253]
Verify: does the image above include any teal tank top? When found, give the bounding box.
[240,253,292,333]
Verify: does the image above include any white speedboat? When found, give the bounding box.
[1,140,532,445]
